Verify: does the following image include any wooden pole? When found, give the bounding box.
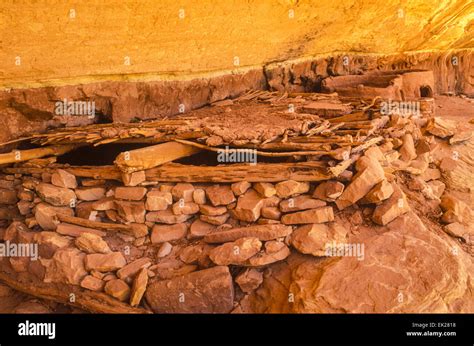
[0,145,77,165]
[114,142,201,173]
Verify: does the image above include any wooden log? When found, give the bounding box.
[114,142,201,173]
[145,162,333,182]
[4,160,334,182]
[55,213,134,234]
[174,139,339,157]
[0,145,77,165]
[0,267,149,313]
[327,111,369,123]
[3,165,122,180]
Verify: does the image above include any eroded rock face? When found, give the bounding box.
[145,266,234,313]
[246,213,474,313]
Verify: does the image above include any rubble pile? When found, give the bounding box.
[0,88,472,313]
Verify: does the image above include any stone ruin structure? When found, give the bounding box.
[0,1,473,315]
[0,69,473,313]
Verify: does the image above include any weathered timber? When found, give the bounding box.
[0,145,78,165]
[145,162,334,182]
[174,139,340,158]
[0,268,149,313]
[4,161,335,182]
[55,213,134,233]
[115,142,201,173]
[3,165,122,180]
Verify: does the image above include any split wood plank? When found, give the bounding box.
[2,165,122,180]
[145,162,334,182]
[4,160,334,182]
[55,213,135,234]
[114,142,201,173]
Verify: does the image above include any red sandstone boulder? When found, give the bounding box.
[151,223,188,243]
[145,266,234,313]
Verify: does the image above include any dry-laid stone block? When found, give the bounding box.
[146,209,191,224]
[145,266,234,313]
[426,117,456,138]
[104,279,130,302]
[145,190,172,211]
[43,247,87,285]
[372,184,410,225]
[235,269,263,293]
[199,204,227,216]
[361,180,394,204]
[117,257,152,282]
[122,170,146,187]
[189,219,217,238]
[399,133,417,161]
[130,267,148,307]
[209,237,262,265]
[115,187,147,201]
[157,242,173,258]
[80,275,105,291]
[281,206,334,225]
[313,181,345,201]
[231,189,265,222]
[0,188,18,204]
[171,183,194,202]
[75,187,106,201]
[75,232,111,254]
[261,206,281,220]
[206,185,235,206]
[151,223,188,243]
[336,156,385,210]
[92,197,116,211]
[192,188,206,204]
[200,213,229,225]
[275,180,310,198]
[253,182,276,197]
[36,183,76,207]
[85,252,127,272]
[51,169,77,189]
[56,223,106,237]
[231,181,251,196]
[279,195,326,213]
[172,201,199,215]
[115,200,145,223]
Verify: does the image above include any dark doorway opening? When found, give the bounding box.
[420,85,433,98]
